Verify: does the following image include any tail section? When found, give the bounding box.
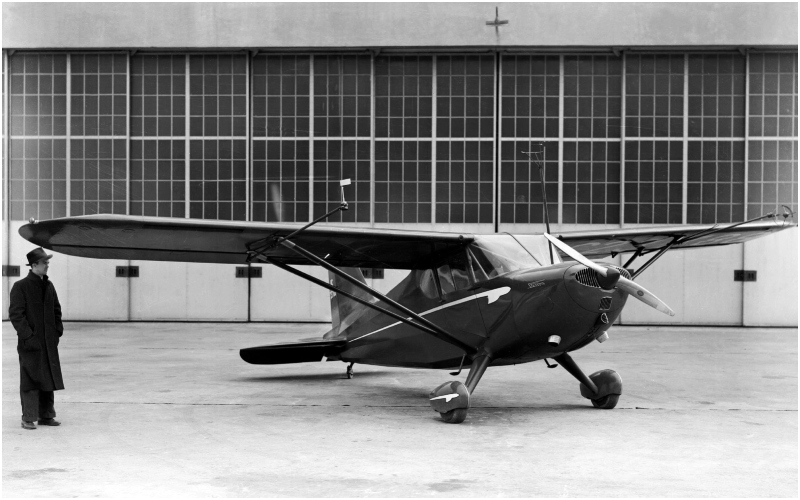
[328,267,376,338]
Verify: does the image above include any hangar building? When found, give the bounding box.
[2,3,797,326]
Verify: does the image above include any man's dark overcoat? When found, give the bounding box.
[9,271,65,391]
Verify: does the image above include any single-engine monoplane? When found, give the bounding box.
[18,178,795,423]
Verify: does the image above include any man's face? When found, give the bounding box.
[31,259,50,276]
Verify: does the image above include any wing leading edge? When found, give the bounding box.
[18,214,472,270]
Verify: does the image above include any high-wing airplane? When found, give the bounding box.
[17,180,795,424]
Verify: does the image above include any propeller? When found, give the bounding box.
[544,233,675,317]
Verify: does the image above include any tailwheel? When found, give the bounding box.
[439,408,468,424]
[346,362,354,379]
[591,394,620,409]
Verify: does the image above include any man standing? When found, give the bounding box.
[9,247,65,430]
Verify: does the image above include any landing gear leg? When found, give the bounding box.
[430,354,491,424]
[346,362,354,379]
[553,352,622,409]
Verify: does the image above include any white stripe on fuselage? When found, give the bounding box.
[347,286,511,343]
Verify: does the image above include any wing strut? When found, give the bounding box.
[626,210,781,279]
[274,240,478,356]
[263,257,467,347]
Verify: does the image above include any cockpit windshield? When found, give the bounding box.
[510,234,562,267]
[468,234,551,281]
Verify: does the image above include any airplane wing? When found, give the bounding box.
[556,219,795,259]
[18,214,472,270]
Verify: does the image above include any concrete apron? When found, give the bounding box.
[3,322,797,497]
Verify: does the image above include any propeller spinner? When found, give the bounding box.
[544,233,675,317]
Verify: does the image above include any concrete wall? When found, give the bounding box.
[3,3,797,50]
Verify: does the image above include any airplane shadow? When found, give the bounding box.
[235,370,406,383]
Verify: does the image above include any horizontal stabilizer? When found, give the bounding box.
[239,340,346,365]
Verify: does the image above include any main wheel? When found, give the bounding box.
[591,394,619,409]
[439,408,468,424]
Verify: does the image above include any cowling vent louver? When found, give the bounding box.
[575,266,631,288]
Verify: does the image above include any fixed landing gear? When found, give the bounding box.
[346,362,354,379]
[429,354,491,424]
[553,353,622,409]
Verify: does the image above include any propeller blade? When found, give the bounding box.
[544,233,608,277]
[616,276,675,317]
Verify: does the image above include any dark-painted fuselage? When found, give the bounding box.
[331,262,628,369]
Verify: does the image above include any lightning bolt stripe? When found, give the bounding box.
[348,287,511,343]
[430,393,460,403]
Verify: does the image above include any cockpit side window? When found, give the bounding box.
[436,251,472,295]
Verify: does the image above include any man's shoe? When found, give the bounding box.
[37,418,60,426]
[21,420,36,430]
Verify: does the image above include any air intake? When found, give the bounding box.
[575,268,600,288]
[599,297,612,310]
[574,266,629,288]
[613,266,632,279]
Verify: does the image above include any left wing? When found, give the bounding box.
[557,220,795,259]
[18,214,472,270]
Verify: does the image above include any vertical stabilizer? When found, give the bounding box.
[327,267,375,337]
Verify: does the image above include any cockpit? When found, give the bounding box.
[417,234,561,299]
[469,234,561,281]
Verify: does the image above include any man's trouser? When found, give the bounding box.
[20,389,55,422]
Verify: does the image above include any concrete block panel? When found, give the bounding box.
[743,227,798,327]
[620,244,743,326]
[250,264,331,322]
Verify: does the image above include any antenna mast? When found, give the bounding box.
[521,145,554,264]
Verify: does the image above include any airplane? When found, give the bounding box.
[17,177,796,424]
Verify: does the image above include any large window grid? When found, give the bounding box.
[68,54,128,216]
[130,55,186,137]
[563,55,622,138]
[436,141,493,223]
[687,140,745,223]
[688,54,745,138]
[251,55,310,223]
[252,55,310,138]
[252,139,310,222]
[563,141,620,224]
[747,140,797,218]
[129,139,185,217]
[313,140,371,222]
[189,55,248,220]
[747,53,797,218]
[625,54,684,138]
[375,56,433,139]
[499,140,558,224]
[375,141,432,223]
[9,54,68,220]
[314,55,370,138]
[5,50,798,226]
[437,55,494,139]
[500,56,559,139]
[624,140,683,223]
[69,138,127,216]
